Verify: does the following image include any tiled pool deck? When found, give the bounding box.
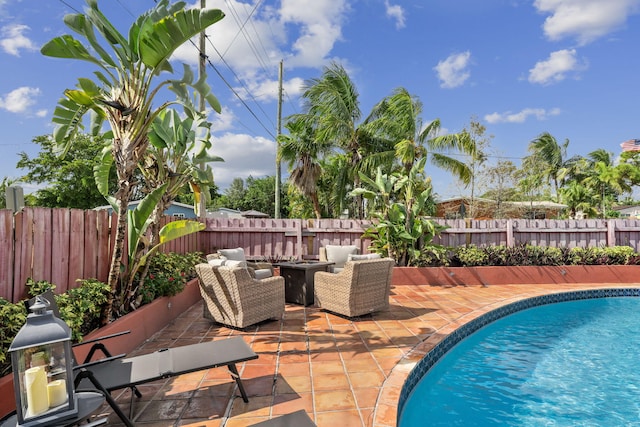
[96,282,639,426]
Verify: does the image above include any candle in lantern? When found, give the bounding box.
[47,379,67,407]
[25,366,48,416]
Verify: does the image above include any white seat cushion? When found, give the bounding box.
[253,269,272,280]
[347,253,381,262]
[218,247,247,262]
[208,256,227,267]
[224,259,247,269]
[325,245,359,268]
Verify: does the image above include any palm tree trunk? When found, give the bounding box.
[311,193,322,219]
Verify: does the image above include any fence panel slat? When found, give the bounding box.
[66,209,85,293]
[0,210,14,301]
[51,209,71,290]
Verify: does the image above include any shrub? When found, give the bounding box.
[416,245,452,267]
[0,278,111,376]
[137,252,203,304]
[441,244,638,267]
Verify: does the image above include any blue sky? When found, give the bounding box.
[1,0,639,200]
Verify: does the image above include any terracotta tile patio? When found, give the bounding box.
[94,281,637,426]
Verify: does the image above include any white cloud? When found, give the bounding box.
[0,24,38,56]
[172,0,350,103]
[384,0,406,29]
[209,107,236,132]
[0,86,41,114]
[434,51,471,89]
[280,0,350,67]
[484,107,561,124]
[528,49,582,85]
[208,132,276,188]
[234,76,305,103]
[534,0,640,45]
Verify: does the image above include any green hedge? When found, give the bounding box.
[416,244,640,267]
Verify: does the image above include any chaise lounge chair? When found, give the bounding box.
[26,291,258,427]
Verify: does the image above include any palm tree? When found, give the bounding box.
[526,132,569,200]
[278,118,330,219]
[41,0,224,321]
[294,62,372,218]
[583,149,632,217]
[559,181,597,219]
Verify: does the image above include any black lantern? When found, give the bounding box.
[9,295,77,426]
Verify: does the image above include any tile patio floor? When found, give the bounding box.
[95,281,636,427]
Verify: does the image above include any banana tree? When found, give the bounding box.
[95,149,205,313]
[352,158,444,266]
[41,0,224,321]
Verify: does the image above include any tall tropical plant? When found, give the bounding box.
[352,158,444,266]
[294,62,370,218]
[41,0,224,321]
[365,88,476,180]
[525,132,569,201]
[278,117,330,219]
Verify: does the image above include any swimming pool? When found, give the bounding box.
[398,289,640,426]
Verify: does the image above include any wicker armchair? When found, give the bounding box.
[314,257,395,317]
[195,263,285,328]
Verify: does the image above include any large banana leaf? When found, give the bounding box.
[127,184,167,263]
[138,220,205,267]
[138,8,224,69]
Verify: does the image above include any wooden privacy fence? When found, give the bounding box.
[431,218,640,250]
[4,208,640,303]
[200,218,372,260]
[0,208,199,303]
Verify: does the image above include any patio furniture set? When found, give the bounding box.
[196,245,395,322]
[5,246,392,427]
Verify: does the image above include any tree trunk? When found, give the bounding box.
[100,195,128,325]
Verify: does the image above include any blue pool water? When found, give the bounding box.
[399,297,640,426]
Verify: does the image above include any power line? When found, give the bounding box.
[196,38,276,139]
[57,0,82,13]
[222,0,271,76]
[206,36,276,131]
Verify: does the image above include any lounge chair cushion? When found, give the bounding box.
[348,253,381,262]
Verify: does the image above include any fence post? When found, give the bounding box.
[506,219,514,247]
[607,219,616,247]
[295,219,303,260]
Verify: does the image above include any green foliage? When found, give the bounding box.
[16,134,115,209]
[137,252,203,304]
[356,158,445,266]
[443,244,638,267]
[214,176,290,217]
[0,278,110,376]
[0,299,27,376]
[415,245,452,267]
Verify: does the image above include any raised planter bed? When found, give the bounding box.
[0,278,202,419]
[392,265,640,287]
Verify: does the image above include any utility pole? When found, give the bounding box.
[197,0,207,220]
[274,60,283,219]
